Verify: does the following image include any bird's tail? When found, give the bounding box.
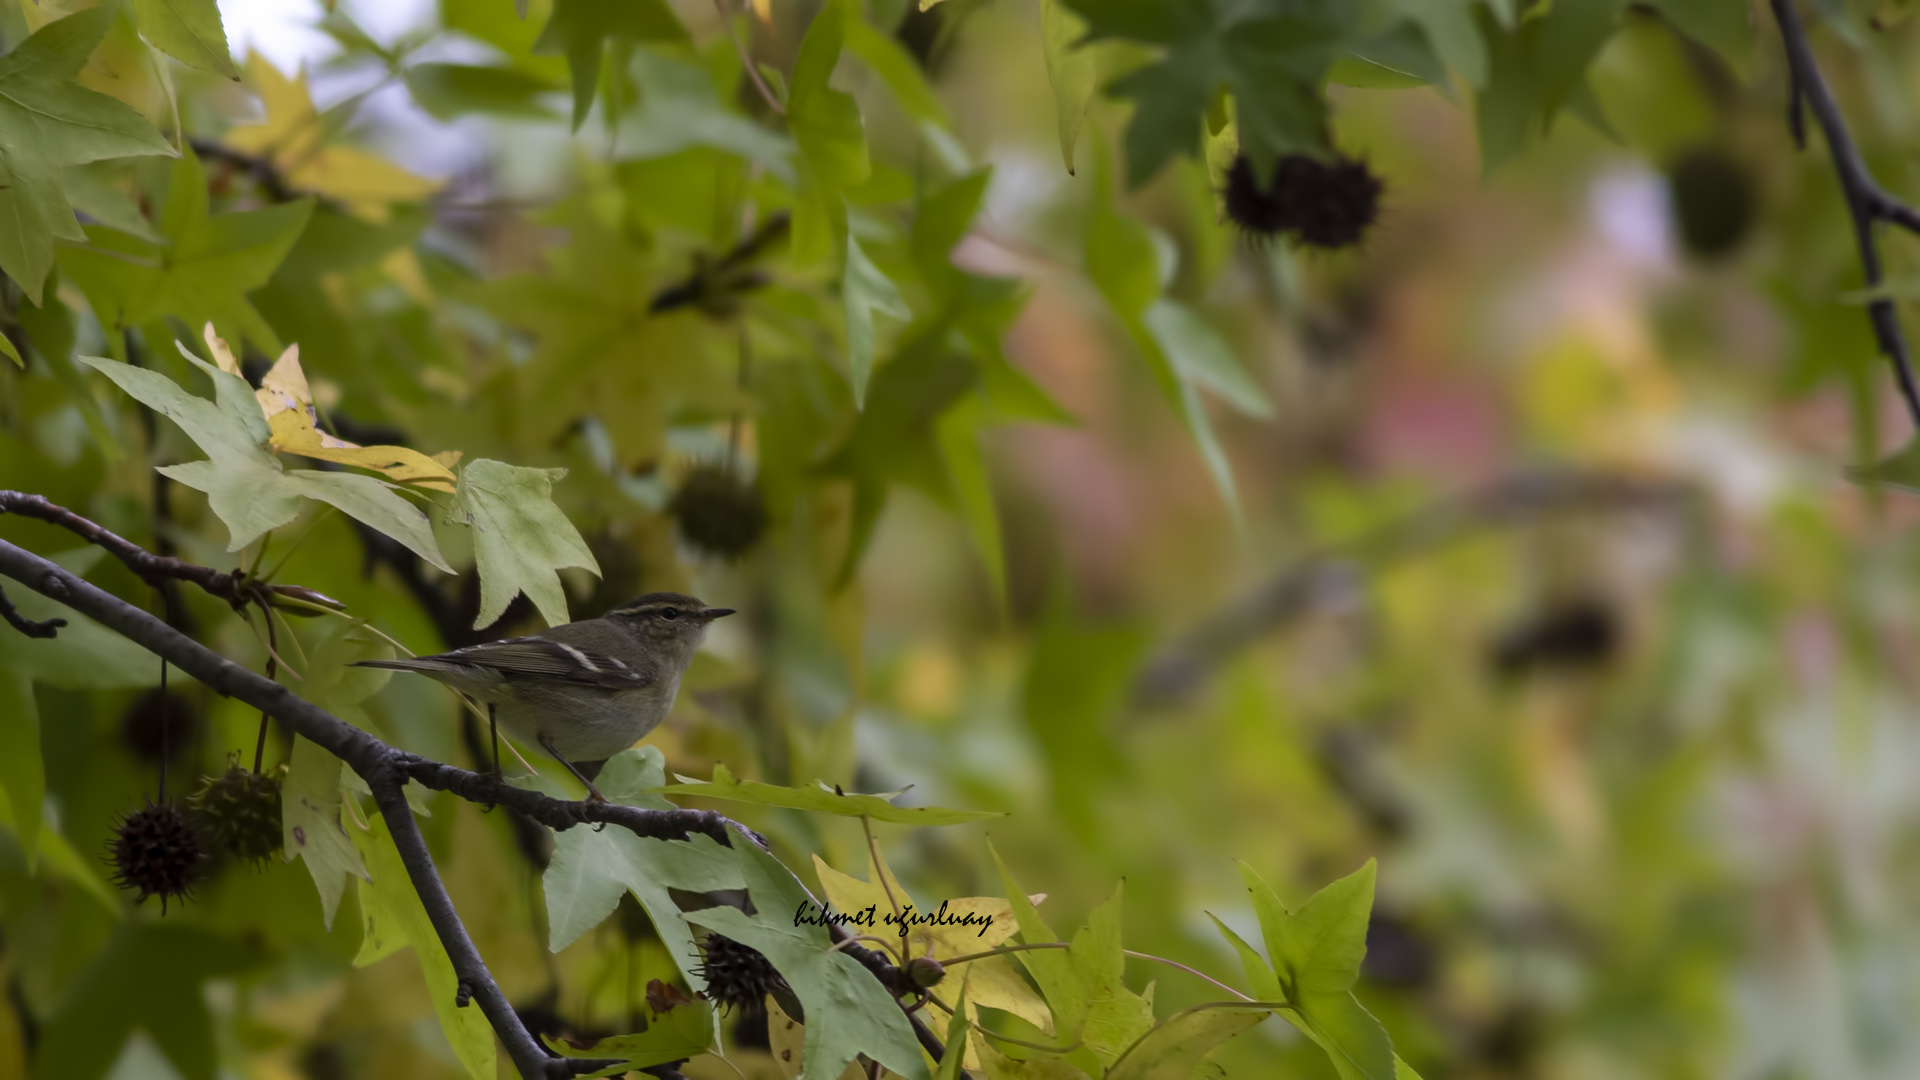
[351,657,452,672]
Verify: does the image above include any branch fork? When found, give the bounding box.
[0,493,960,1079]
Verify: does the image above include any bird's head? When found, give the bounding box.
[607,592,735,656]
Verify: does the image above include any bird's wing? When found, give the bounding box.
[364,637,653,691]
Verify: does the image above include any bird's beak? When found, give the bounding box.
[704,607,737,620]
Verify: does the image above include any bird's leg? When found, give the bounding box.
[540,736,607,803]
[476,704,500,813]
[488,704,502,783]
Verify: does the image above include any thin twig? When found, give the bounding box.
[0,583,65,638]
[711,0,785,116]
[1771,0,1920,429]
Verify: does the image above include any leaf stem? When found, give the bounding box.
[711,0,785,116]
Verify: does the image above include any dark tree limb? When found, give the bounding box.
[0,582,64,638]
[1771,0,1920,429]
[1133,472,1688,706]
[187,137,298,204]
[0,518,966,1078]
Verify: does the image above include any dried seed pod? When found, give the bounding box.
[1224,151,1384,251]
[186,754,287,864]
[693,933,788,1015]
[107,799,206,913]
[670,464,768,560]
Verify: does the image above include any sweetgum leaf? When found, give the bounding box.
[642,833,931,1080]
[1104,1002,1271,1080]
[540,996,715,1072]
[449,458,600,629]
[1063,0,1353,186]
[653,762,1000,824]
[1041,0,1097,173]
[0,7,174,301]
[354,814,496,1080]
[541,748,713,999]
[131,0,237,77]
[58,150,313,354]
[533,0,687,129]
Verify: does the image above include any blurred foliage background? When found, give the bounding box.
[5,0,1920,1078]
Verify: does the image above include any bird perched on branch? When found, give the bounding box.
[354,592,733,799]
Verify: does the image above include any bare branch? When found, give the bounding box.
[1771,0,1920,429]
[0,582,65,638]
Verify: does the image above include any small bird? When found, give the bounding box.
[354,592,734,800]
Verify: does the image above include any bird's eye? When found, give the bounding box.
[662,608,680,620]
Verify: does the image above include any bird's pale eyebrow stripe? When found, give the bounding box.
[555,643,599,672]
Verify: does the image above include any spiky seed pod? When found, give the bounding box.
[670,463,768,560]
[186,755,287,864]
[693,934,788,1015]
[1666,147,1754,261]
[107,800,205,913]
[904,956,946,989]
[120,689,199,765]
[1224,151,1384,251]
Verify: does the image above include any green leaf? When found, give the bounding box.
[1847,437,1920,493]
[1104,1003,1272,1080]
[1475,0,1627,173]
[541,997,715,1071]
[64,163,164,243]
[1041,0,1098,173]
[1237,860,1397,1080]
[934,981,973,1080]
[642,833,931,1080]
[1645,0,1752,71]
[1023,592,1147,841]
[404,63,558,120]
[1328,54,1430,89]
[936,397,1007,605]
[533,0,687,129]
[0,785,118,911]
[449,458,600,630]
[652,762,1001,824]
[846,17,948,125]
[32,923,264,1080]
[990,840,1088,1039]
[616,48,792,176]
[0,334,19,369]
[1083,140,1241,518]
[1072,883,1155,1066]
[77,350,449,564]
[1142,300,1272,418]
[844,231,908,405]
[1397,0,1486,86]
[1205,914,1284,1002]
[788,0,868,264]
[282,735,369,930]
[0,7,174,300]
[541,748,707,976]
[59,150,313,354]
[1065,0,1353,186]
[354,813,497,1080]
[132,0,237,77]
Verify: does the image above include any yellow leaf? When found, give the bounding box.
[256,343,311,418]
[203,322,243,376]
[812,851,1055,1044]
[227,53,442,218]
[269,411,459,492]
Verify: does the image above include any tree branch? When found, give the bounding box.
[0,582,65,638]
[0,511,968,1077]
[1132,471,1687,706]
[1771,0,1920,430]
